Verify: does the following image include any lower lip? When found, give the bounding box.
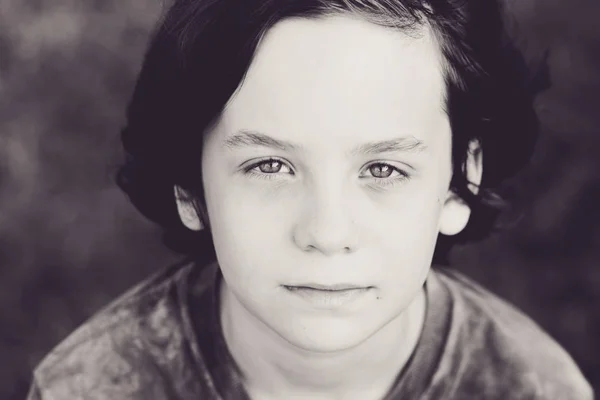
[284,286,371,309]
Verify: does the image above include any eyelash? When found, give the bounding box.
[243,158,411,186]
[363,164,410,187]
[243,158,295,181]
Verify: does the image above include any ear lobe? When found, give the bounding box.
[439,192,471,236]
[174,186,204,231]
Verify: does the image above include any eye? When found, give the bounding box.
[244,158,294,177]
[368,163,395,178]
[360,162,410,187]
[257,159,286,173]
[363,162,406,179]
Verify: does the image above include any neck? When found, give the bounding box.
[220,281,426,400]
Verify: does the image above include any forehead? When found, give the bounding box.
[220,14,448,147]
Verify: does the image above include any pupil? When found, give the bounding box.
[371,164,392,178]
[260,160,281,173]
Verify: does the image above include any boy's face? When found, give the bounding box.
[200,15,455,352]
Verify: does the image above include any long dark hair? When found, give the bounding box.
[117,0,544,264]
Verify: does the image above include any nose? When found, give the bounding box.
[292,184,358,256]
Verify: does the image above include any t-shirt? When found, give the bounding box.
[27,258,593,399]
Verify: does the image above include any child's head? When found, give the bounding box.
[118,0,539,351]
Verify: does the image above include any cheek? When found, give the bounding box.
[369,184,445,242]
[372,195,443,296]
[212,183,292,236]
[204,180,293,283]
[367,188,444,281]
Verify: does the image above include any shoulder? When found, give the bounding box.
[30,258,217,400]
[429,268,593,400]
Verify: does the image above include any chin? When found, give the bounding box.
[277,316,379,354]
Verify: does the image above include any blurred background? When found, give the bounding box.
[1,0,599,398]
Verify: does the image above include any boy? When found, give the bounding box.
[28,0,593,398]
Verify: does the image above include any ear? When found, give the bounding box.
[174,186,204,231]
[439,140,483,236]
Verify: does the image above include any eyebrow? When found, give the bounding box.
[349,136,427,155]
[222,130,299,152]
[222,130,427,155]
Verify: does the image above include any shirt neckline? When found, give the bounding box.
[383,269,453,398]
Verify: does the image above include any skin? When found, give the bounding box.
[177,14,481,399]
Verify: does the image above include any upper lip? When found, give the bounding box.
[285,283,370,291]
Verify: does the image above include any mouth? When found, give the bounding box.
[283,283,372,291]
[283,284,373,309]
